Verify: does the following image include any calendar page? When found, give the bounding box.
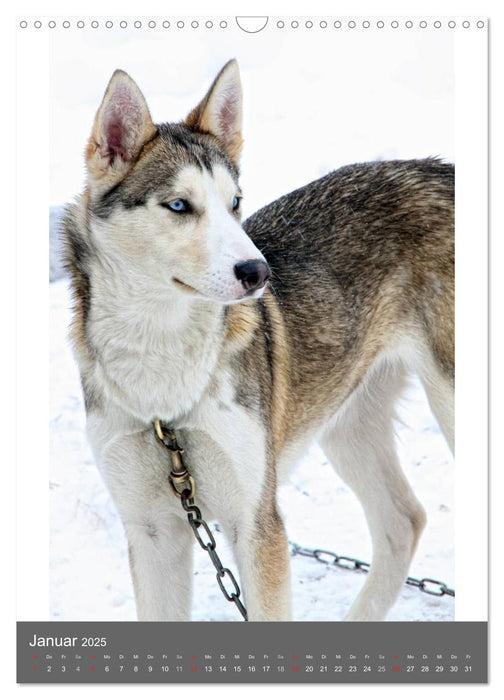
[16,11,488,684]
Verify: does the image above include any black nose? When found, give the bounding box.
[234,259,271,292]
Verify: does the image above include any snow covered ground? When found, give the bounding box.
[50,278,454,622]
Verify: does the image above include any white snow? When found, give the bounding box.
[50,278,454,622]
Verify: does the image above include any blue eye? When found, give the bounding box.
[165,199,189,213]
[232,196,241,211]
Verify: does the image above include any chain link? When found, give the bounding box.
[289,542,455,598]
[405,575,455,597]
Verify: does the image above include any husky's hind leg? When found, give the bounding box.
[320,362,426,621]
[419,362,454,453]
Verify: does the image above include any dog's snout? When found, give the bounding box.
[234,259,270,292]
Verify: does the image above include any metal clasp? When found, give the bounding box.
[154,418,195,500]
[169,471,196,500]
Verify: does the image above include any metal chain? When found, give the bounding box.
[289,542,455,598]
[154,420,248,621]
[180,492,248,620]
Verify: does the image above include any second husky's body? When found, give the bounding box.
[65,60,454,621]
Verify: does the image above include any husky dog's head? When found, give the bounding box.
[84,60,269,304]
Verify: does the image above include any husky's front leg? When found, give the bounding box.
[233,511,292,621]
[207,491,292,621]
[88,420,194,621]
[179,427,292,621]
[126,506,194,621]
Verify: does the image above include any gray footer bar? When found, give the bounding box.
[18,621,487,683]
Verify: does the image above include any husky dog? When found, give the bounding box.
[64,60,454,622]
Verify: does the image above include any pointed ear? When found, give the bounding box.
[86,70,157,187]
[185,60,243,166]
